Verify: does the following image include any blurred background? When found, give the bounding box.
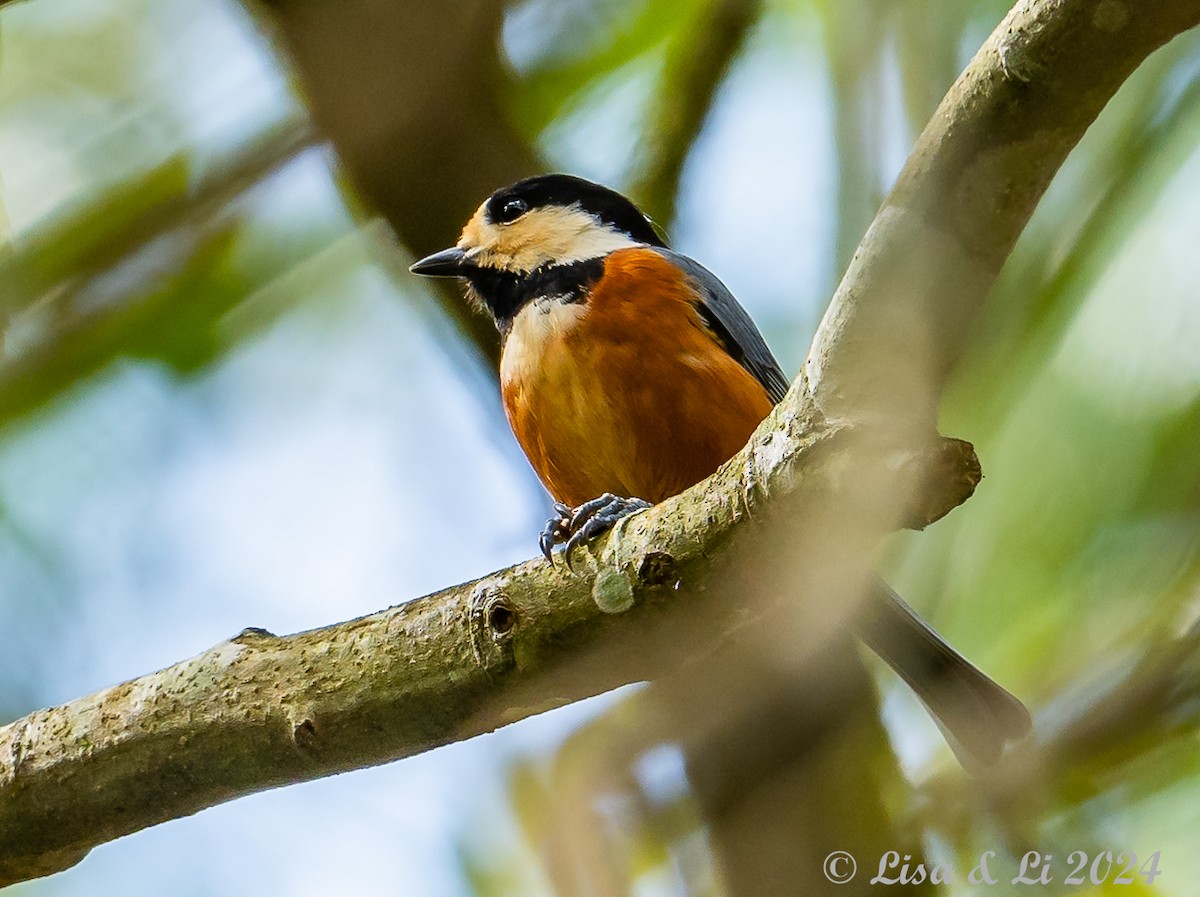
[1,0,1200,894]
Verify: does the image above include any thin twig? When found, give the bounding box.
[631,0,764,227]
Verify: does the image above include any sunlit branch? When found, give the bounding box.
[954,61,1200,440]
[804,0,1200,426]
[0,423,974,885]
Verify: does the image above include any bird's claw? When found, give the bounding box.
[539,504,572,562]
[539,493,651,569]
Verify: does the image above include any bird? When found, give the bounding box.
[410,173,1031,767]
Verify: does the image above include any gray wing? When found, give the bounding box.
[654,247,790,405]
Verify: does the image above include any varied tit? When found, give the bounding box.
[411,173,1030,766]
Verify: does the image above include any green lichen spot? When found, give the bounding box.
[592,569,634,614]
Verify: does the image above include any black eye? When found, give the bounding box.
[496,197,528,223]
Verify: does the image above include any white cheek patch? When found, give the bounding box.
[551,214,641,265]
[465,205,643,273]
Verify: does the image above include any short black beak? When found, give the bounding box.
[410,247,470,277]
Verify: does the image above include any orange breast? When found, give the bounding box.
[499,248,775,507]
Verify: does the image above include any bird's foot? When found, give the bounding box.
[539,493,652,569]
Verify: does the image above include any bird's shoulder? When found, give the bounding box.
[596,246,790,405]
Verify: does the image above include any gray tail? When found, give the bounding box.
[857,583,1032,769]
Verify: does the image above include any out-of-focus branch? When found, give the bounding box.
[1037,621,1200,783]
[0,115,316,424]
[0,114,315,320]
[251,0,544,368]
[913,614,1200,840]
[820,0,889,275]
[950,59,1200,438]
[805,0,1200,427]
[630,0,763,227]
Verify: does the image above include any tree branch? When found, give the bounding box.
[0,114,316,323]
[2,0,1197,884]
[250,0,543,369]
[0,422,961,884]
[0,115,316,424]
[630,0,763,227]
[909,616,1200,845]
[805,0,1200,425]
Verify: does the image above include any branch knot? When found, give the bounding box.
[469,579,519,671]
